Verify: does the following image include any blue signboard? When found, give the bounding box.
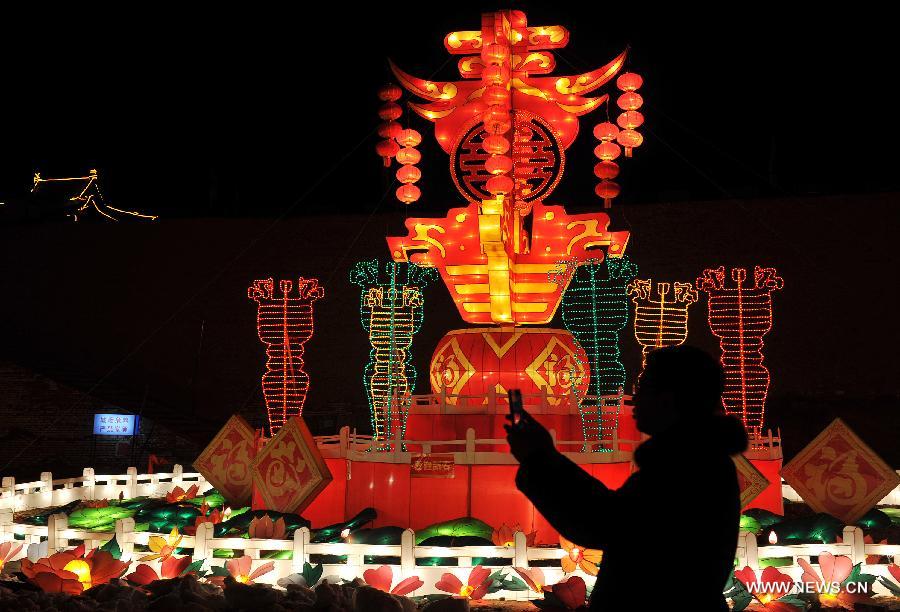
[93,414,139,436]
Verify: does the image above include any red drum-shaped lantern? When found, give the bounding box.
[509,10,528,27]
[396,128,422,147]
[396,147,421,165]
[485,155,513,175]
[592,122,619,142]
[593,160,620,180]
[377,121,402,139]
[483,135,511,155]
[378,102,403,121]
[486,174,514,195]
[617,110,644,130]
[481,106,510,128]
[484,120,512,135]
[616,129,644,157]
[594,141,622,161]
[430,328,590,406]
[396,183,421,203]
[617,92,644,111]
[378,83,402,101]
[616,72,643,92]
[376,139,400,166]
[396,165,422,184]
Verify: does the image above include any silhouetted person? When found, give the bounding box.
[506,345,748,611]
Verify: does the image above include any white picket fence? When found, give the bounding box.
[2,466,900,599]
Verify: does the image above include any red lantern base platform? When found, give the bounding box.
[300,393,784,545]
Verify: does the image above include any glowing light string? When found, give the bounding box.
[551,255,637,449]
[351,261,437,449]
[697,266,782,438]
[30,169,157,222]
[627,279,698,368]
[248,277,324,436]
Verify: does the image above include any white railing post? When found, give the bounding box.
[172,464,184,487]
[842,525,865,565]
[465,428,476,462]
[440,386,448,412]
[82,468,96,501]
[513,530,528,568]
[126,467,138,498]
[292,527,310,573]
[194,521,214,561]
[47,513,68,550]
[116,517,135,559]
[549,429,558,449]
[40,472,53,493]
[487,386,497,413]
[541,386,549,411]
[401,528,415,577]
[0,477,14,511]
[736,531,758,569]
[0,509,14,540]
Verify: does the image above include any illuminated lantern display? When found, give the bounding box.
[550,256,637,447]
[387,9,633,325]
[248,277,324,435]
[628,279,699,367]
[697,266,783,438]
[351,260,437,448]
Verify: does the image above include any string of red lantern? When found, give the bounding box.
[615,72,644,157]
[376,84,402,167]
[480,15,514,200]
[591,71,644,209]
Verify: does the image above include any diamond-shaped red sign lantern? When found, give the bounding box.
[782,418,900,524]
[733,454,770,509]
[251,416,332,513]
[194,414,257,506]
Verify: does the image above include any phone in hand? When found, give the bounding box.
[508,389,524,426]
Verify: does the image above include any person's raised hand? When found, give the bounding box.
[505,407,554,464]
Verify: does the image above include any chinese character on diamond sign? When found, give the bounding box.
[782,418,900,524]
[251,417,332,513]
[195,414,258,506]
[732,455,770,509]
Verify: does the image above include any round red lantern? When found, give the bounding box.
[616,72,643,92]
[617,92,643,111]
[396,147,421,165]
[509,10,527,27]
[593,141,622,161]
[377,121,402,139]
[593,122,619,142]
[378,83,402,102]
[396,129,422,147]
[485,155,513,175]
[486,174,514,195]
[481,106,510,128]
[396,165,422,184]
[484,120,512,135]
[616,129,644,157]
[375,139,400,166]
[593,161,620,180]
[481,64,511,86]
[430,328,590,405]
[483,85,510,107]
[378,102,403,121]
[616,110,644,130]
[595,180,621,199]
[481,43,510,65]
[396,184,421,204]
[483,135,511,155]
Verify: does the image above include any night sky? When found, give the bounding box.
[1,3,898,472]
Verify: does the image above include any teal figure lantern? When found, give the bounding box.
[552,255,638,450]
[350,261,437,449]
